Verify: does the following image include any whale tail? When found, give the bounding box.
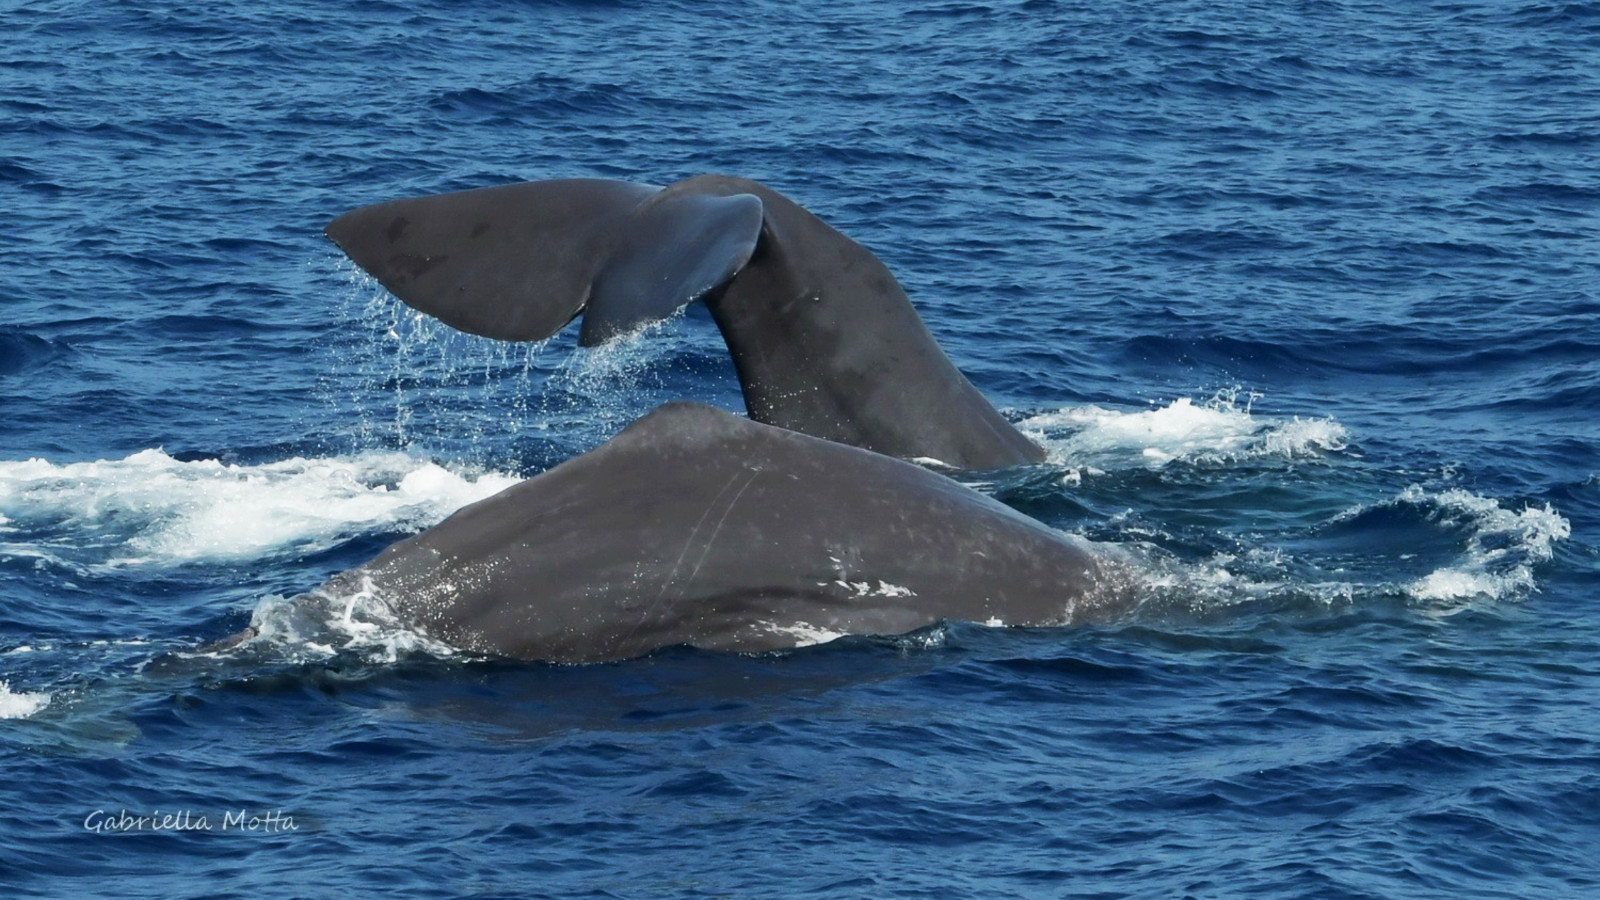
[324,178,763,346]
[326,175,1045,469]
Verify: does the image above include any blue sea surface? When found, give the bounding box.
[3,1,1599,896]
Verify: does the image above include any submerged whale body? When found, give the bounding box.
[283,403,1115,664]
[326,174,1045,470]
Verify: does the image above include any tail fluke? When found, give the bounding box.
[326,177,762,345]
[578,186,762,345]
[326,174,1045,468]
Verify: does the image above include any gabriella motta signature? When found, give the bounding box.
[83,808,299,834]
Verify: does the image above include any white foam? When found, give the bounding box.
[1106,482,1570,618]
[761,622,849,648]
[1398,487,1571,603]
[830,580,917,599]
[0,449,521,567]
[893,625,949,652]
[1019,392,1346,470]
[1127,548,1302,612]
[1409,569,1515,603]
[237,583,461,665]
[0,680,51,719]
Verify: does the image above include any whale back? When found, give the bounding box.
[325,403,1104,662]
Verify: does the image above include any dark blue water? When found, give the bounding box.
[4,1,1598,896]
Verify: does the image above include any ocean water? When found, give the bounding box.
[3,0,1598,896]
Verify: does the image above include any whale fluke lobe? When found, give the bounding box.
[326,175,1046,469]
[579,187,763,346]
[325,178,658,341]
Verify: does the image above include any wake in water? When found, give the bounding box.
[0,449,519,570]
[1335,485,1571,605]
[1119,482,1572,624]
[1000,390,1571,622]
[0,447,522,719]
